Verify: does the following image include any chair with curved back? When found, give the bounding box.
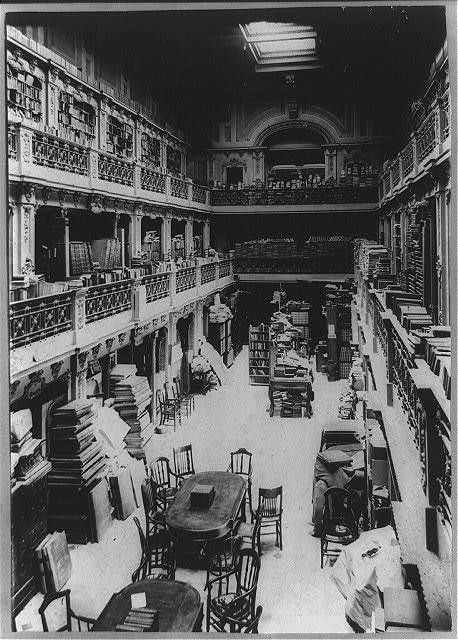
[173,377,195,418]
[155,388,181,431]
[39,589,95,632]
[244,605,263,634]
[173,444,196,482]
[320,487,359,568]
[203,530,242,593]
[206,548,261,633]
[141,476,166,539]
[228,448,253,522]
[236,507,262,556]
[257,486,283,550]
[132,528,176,582]
[150,456,181,511]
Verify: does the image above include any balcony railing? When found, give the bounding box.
[192,184,208,204]
[218,259,232,278]
[10,291,74,349]
[441,96,450,141]
[98,154,134,186]
[170,177,189,199]
[142,272,170,303]
[85,280,133,323]
[201,263,217,284]
[401,140,414,178]
[176,266,196,292]
[211,185,378,207]
[380,96,450,203]
[141,167,166,193]
[8,124,17,160]
[10,260,234,358]
[32,132,89,175]
[417,112,437,163]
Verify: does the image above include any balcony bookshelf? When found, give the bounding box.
[106,115,133,158]
[58,91,95,147]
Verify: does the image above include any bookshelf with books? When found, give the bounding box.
[7,66,43,122]
[107,115,134,158]
[249,323,270,385]
[58,90,96,147]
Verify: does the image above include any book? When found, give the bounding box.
[35,534,53,593]
[41,531,72,592]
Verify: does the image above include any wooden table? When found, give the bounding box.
[92,579,203,632]
[165,471,246,541]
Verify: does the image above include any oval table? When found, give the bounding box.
[92,579,203,632]
[165,471,246,541]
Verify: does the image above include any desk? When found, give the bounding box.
[92,579,203,632]
[165,471,246,541]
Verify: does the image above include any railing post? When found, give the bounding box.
[73,287,87,343]
[165,175,171,203]
[206,188,211,206]
[169,262,177,306]
[133,162,141,197]
[398,153,404,188]
[187,179,193,206]
[17,125,33,170]
[88,150,98,186]
[132,278,145,321]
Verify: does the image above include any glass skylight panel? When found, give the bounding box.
[257,38,316,55]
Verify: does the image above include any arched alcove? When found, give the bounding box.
[263,126,326,181]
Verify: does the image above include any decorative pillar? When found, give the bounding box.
[194,300,205,353]
[324,148,337,182]
[252,150,265,183]
[71,351,89,400]
[203,219,211,256]
[129,208,143,264]
[47,66,60,130]
[185,219,194,258]
[16,184,37,277]
[161,215,172,262]
[99,98,108,152]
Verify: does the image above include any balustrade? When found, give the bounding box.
[401,140,414,177]
[441,96,450,141]
[10,291,74,349]
[201,262,216,284]
[170,176,189,199]
[98,153,134,186]
[211,185,378,207]
[391,158,400,186]
[85,279,133,323]
[192,184,207,204]
[218,259,232,278]
[8,124,17,159]
[141,167,166,193]
[142,272,170,303]
[176,266,196,292]
[416,112,437,163]
[32,132,89,175]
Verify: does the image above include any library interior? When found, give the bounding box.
[4,3,455,636]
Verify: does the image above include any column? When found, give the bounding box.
[185,219,194,258]
[70,352,89,400]
[129,210,143,263]
[16,184,37,277]
[161,215,172,261]
[193,300,205,353]
[63,209,70,279]
[46,67,60,129]
[324,148,337,182]
[203,219,211,256]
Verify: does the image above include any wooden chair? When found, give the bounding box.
[156,388,181,431]
[236,507,262,556]
[203,532,242,593]
[321,487,358,568]
[173,377,195,418]
[228,448,254,521]
[132,529,176,582]
[206,548,261,633]
[39,590,95,632]
[173,444,196,481]
[257,486,283,550]
[244,605,263,634]
[141,476,166,539]
[150,457,181,511]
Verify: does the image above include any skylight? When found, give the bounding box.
[240,22,321,72]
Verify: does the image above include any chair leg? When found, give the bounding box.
[321,539,324,568]
[248,482,253,523]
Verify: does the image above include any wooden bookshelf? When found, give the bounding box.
[249,323,270,385]
[58,91,95,146]
[106,115,133,158]
[7,70,42,122]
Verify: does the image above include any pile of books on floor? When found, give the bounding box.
[271,390,308,417]
[35,530,72,593]
[48,400,107,543]
[10,409,51,485]
[110,365,153,459]
[116,608,159,632]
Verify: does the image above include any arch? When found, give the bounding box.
[249,108,346,147]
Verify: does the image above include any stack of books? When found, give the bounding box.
[48,400,107,543]
[115,608,159,632]
[10,409,51,483]
[111,368,153,459]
